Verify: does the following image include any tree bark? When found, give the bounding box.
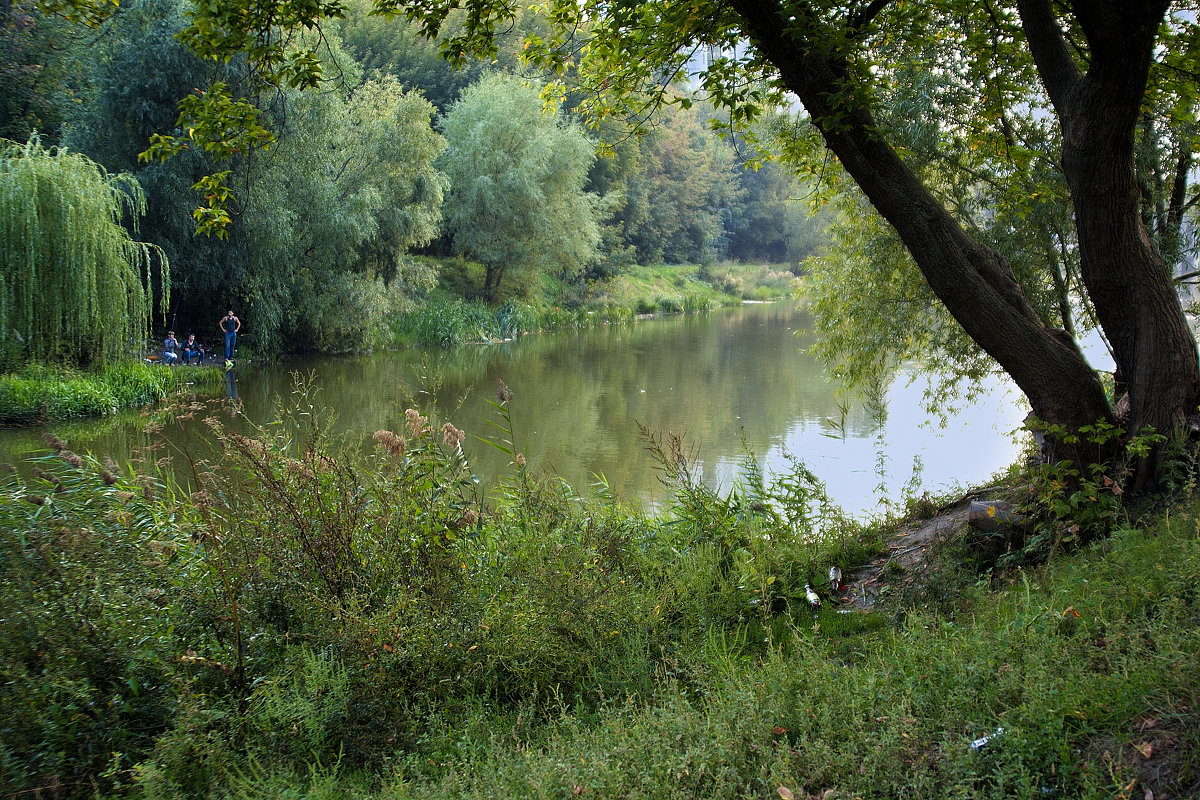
[726,0,1114,443]
[1019,0,1200,454]
[484,262,506,304]
[725,0,1200,469]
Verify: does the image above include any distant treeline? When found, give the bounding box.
[1,0,831,356]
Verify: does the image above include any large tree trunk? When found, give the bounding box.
[727,0,1113,444]
[726,0,1200,470]
[1020,0,1200,455]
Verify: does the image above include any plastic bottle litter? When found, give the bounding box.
[969,727,1005,752]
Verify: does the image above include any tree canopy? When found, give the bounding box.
[438,72,600,303]
[28,0,1200,470]
[16,0,823,358]
[0,137,168,369]
[60,0,449,352]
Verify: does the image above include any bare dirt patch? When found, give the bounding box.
[839,494,990,611]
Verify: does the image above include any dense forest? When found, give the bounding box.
[0,0,830,357]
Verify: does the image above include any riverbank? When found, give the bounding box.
[0,304,1024,513]
[0,262,800,424]
[391,260,801,347]
[2,389,1196,798]
[0,362,225,425]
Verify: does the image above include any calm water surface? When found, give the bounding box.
[0,304,1028,515]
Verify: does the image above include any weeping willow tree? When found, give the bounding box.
[0,136,168,370]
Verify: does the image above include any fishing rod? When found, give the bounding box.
[168,275,187,333]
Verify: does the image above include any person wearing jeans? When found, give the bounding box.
[219,310,241,360]
[162,331,180,364]
[182,333,203,364]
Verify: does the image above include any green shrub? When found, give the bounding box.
[8,380,1199,800]
[305,272,393,353]
[0,452,179,796]
[0,362,221,424]
[681,290,716,311]
[655,295,683,313]
[0,374,44,423]
[245,649,353,766]
[395,295,606,347]
[44,377,117,418]
[395,295,488,346]
[101,362,173,407]
[1004,419,1166,567]
[597,304,635,324]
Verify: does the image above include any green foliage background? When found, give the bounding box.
[438,72,601,302]
[0,138,168,370]
[2,0,831,359]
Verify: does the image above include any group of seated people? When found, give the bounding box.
[161,332,207,365]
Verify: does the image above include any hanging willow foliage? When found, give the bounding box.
[1,136,169,370]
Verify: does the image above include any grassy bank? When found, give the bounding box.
[595,262,802,310]
[390,293,631,347]
[0,362,225,425]
[1,388,1196,799]
[393,261,802,347]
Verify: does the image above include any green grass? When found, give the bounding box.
[585,262,802,316]
[3,390,1196,799]
[591,263,733,311]
[353,260,802,351]
[391,293,601,347]
[0,361,225,424]
[230,507,1199,800]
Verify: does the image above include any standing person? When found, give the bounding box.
[162,331,180,365]
[219,310,241,362]
[182,333,202,364]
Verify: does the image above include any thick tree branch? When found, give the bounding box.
[1015,0,1080,117]
[1164,146,1192,259]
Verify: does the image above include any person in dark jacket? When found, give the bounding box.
[162,331,180,365]
[182,333,203,364]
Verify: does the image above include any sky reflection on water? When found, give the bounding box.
[0,304,1040,517]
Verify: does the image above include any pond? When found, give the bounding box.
[0,303,1030,516]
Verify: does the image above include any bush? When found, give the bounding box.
[0,452,179,796]
[655,295,683,313]
[1000,419,1165,568]
[0,362,222,424]
[44,377,118,418]
[101,362,175,408]
[0,374,44,423]
[305,272,393,353]
[394,295,602,347]
[9,381,1199,800]
[394,294,489,346]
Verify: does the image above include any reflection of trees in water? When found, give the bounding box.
[0,410,154,479]
[0,305,923,505]
[413,304,839,501]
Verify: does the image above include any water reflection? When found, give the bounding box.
[0,304,1029,515]
[225,367,240,409]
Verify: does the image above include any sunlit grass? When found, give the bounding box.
[0,361,224,423]
[593,262,801,310]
